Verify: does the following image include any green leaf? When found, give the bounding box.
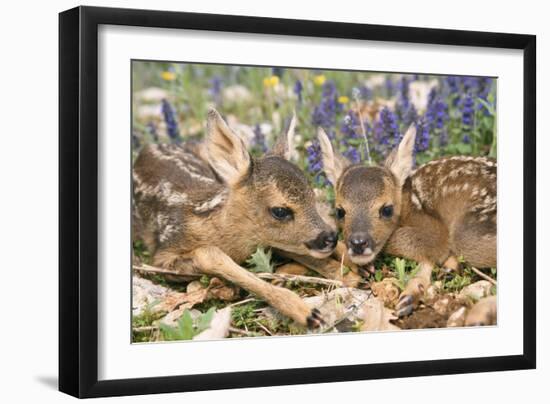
[197,307,216,332]
[455,143,472,154]
[477,98,495,116]
[178,310,195,340]
[246,246,274,273]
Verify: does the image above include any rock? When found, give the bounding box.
[135,87,168,102]
[433,297,450,315]
[460,280,492,301]
[132,275,170,316]
[447,306,467,327]
[193,308,232,340]
[223,85,252,105]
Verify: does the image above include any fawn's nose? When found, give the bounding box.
[306,230,338,252]
[349,232,372,255]
[322,231,338,249]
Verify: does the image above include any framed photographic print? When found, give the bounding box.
[59,6,536,398]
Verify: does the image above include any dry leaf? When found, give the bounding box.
[208,277,240,301]
[132,275,209,318]
[359,297,400,332]
[371,278,400,307]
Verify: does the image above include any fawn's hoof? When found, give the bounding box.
[306,308,324,328]
[395,277,427,318]
[395,295,415,317]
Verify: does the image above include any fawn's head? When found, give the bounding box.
[205,109,337,258]
[318,126,417,264]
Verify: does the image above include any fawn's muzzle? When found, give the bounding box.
[348,232,375,257]
[305,231,338,255]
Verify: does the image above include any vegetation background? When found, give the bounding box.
[131,61,497,342]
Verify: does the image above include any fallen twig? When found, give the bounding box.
[133,325,158,333]
[133,263,193,277]
[228,326,255,337]
[257,272,343,287]
[470,267,497,286]
[254,320,273,336]
[134,264,343,287]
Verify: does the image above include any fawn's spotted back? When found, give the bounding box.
[408,155,497,225]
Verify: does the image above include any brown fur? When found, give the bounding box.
[133,109,335,326]
[319,126,497,324]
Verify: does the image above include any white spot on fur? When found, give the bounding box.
[150,145,215,184]
[411,193,422,209]
[193,190,228,213]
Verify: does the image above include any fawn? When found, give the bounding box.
[132,109,339,327]
[318,126,497,326]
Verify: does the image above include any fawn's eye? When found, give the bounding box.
[270,207,294,221]
[380,205,394,219]
[335,207,346,220]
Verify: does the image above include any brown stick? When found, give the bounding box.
[470,267,497,286]
[134,263,343,287]
[257,272,343,287]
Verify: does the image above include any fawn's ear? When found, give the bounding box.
[205,108,251,185]
[269,112,297,161]
[318,127,350,186]
[384,125,416,186]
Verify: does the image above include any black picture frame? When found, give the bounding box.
[59,5,536,398]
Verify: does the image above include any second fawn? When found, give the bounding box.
[318,126,497,325]
[133,109,339,327]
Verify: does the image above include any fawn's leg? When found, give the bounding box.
[394,262,434,317]
[192,246,323,327]
[465,295,497,326]
[385,219,450,317]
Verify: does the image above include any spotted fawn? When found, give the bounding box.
[132,109,343,327]
[318,126,497,325]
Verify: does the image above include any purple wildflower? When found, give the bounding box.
[359,86,372,101]
[461,93,475,143]
[426,91,449,131]
[446,76,460,94]
[272,67,284,77]
[208,76,223,105]
[414,117,430,153]
[161,99,181,143]
[374,107,401,156]
[477,77,494,115]
[146,121,158,142]
[339,112,362,163]
[132,132,141,149]
[461,93,475,127]
[312,80,340,138]
[294,80,303,103]
[384,77,395,98]
[252,124,267,153]
[305,140,330,185]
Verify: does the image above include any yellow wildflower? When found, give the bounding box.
[313,74,326,86]
[338,96,350,104]
[161,71,176,81]
[263,75,280,88]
